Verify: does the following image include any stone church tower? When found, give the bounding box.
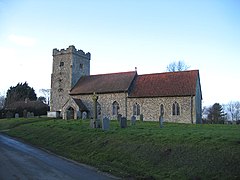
[50,45,91,112]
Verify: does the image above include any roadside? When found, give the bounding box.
[0,133,119,180]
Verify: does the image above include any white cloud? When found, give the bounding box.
[8,34,36,47]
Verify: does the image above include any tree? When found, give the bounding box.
[39,89,50,105]
[207,103,226,124]
[0,93,5,110]
[38,96,46,104]
[5,82,37,106]
[166,60,190,72]
[225,101,240,122]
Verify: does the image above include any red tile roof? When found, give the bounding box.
[70,71,137,95]
[129,70,200,98]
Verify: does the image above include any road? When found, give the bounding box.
[0,134,117,180]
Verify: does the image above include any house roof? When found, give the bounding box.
[70,71,137,95]
[129,70,200,98]
[4,100,49,110]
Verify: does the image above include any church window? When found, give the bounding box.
[60,62,64,67]
[160,104,164,116]
[133,103,140,116]
[80,63,83,69]
[172,102,180,115]
[112,101,119,115]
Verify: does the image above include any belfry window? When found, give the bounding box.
[133,103,140,116]
[172,101,180,116]
[60,62,64,67]
[80,63,83,69]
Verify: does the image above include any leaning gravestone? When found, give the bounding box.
[120,117,127,128]
[15,113,19,118]
[102,117,110,131]
[131,116,136,125]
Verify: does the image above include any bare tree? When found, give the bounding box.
[226,101,235,121]
[39,89,50,105]
[0,93,5,110]
[166,60,190,72]
[225,101,240,122]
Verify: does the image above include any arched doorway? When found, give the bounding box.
[67,107,74,120]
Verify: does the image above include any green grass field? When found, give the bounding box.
[1,118,240,179]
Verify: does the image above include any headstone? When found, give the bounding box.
[140,114,143,122]
[90,118,101,128]
[131,116,136,125]
[23,109,27,118]
[82,111,87,119]
[117,114,122,122]
[90,118,95,128]
[30,112,34,117]
[27,112,31,118]
[159,116,164,128]
[120,117,127,128]
[15,113,19,118]
[102,117,110,131]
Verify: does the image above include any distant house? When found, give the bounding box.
[50,46,202,123]
[4,99,49,118]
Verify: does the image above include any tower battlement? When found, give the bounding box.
[53,45,91,59]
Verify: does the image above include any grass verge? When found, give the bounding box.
[1,118,240,179]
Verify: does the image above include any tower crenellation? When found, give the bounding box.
[52,45,91,59]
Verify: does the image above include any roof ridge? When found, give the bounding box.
[91,71,136,76]
[138,69,199,76]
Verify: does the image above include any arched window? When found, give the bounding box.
[160,104,164,116]
[172,102,180,116]
[133,103,140,116]
[112,101,120,115]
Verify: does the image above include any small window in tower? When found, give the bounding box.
[80,63,83,69]
[60,62,64,67]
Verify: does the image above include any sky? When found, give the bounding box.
[0,0,239,106]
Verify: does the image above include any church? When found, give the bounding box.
[49,45,202,124]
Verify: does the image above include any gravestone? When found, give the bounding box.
[102,117,110,131]
[90,118,95,128]
[82,111,87,120]
[15,113,19,118]
[117,114,122,122]
[27,112,31,118]
[120,117,127,128]
[140,114,143,122]
[90,118,101,128]
[23,109,27,118]
[131,116,136,125]
[159,115,164,128]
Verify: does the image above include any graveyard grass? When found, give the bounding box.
[1,118,240,179]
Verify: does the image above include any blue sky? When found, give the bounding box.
[0,0,239,106]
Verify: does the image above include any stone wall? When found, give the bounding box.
[127,96,193,123]
[73,92,127,120]
[73,93,200,123]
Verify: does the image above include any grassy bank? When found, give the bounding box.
[1,118,240,179]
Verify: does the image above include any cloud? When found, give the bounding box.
[8,34,36,47]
